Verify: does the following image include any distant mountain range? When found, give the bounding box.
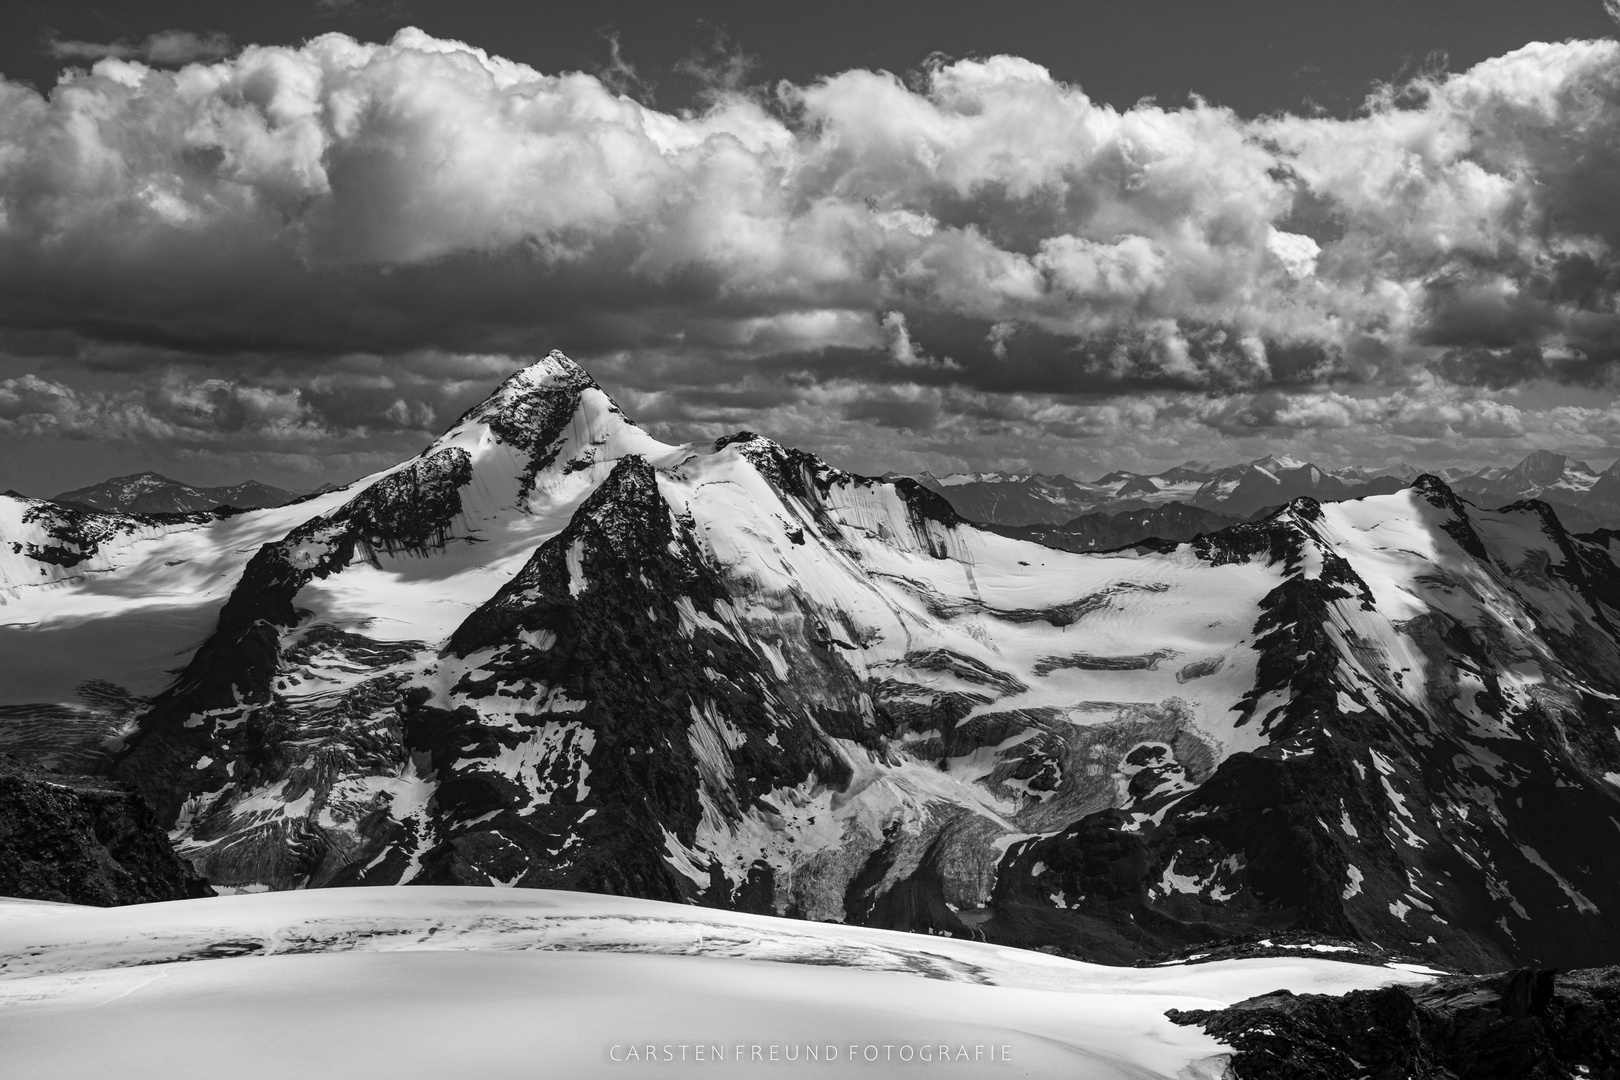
[48,472,297,515]
[30,451,1620,537]
[988,503,1248,553]
[917,450,1620,535]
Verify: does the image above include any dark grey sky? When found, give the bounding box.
[1,1,1619,495]
[6,0,1614,115]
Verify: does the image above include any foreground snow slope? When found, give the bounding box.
[0,887,1431,1080]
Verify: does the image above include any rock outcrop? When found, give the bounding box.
[0,756,214,905]
[1168,965,1620,1079]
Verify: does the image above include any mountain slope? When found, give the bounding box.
[1582,458,1620,521]
[396,433,1280,917]
[993,482,1620,971]
[0,485,365,762]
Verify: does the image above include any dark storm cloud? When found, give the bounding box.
[4,28,1620,481]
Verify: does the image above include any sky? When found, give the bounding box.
[3,1,1620,495]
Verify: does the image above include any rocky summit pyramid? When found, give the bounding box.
[5,353,1620,975]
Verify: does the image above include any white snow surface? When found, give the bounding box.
[0,887,1433,1080]
[664,441,1277,756]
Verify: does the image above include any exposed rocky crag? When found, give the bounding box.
[1168,965,1620,1079]
[0,755,214,905]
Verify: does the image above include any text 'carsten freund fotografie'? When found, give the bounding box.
[608,1043,1015,1065]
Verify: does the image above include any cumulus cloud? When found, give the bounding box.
[880,311,959,369]
[2,28,1620,481]
[0,29,1613,387]
[43,30,235,66]
[0,373,325,443]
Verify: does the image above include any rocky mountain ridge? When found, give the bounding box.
[0,755,213,906]
[918,450,1620,532]
[49,472,297,515]
[3,354,1620,978]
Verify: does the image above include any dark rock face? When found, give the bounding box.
[401,452,879,902]
[1584,461,1620,521]
[115,446,474,828]
[0,756,214,905]
[9,501,157,569]
[1168,966,1620,1080]
[458,357,599,499]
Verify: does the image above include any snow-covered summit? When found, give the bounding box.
[1247,453,1307,472]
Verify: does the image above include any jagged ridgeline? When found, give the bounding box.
[5,352,1620,973]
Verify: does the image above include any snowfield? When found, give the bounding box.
[0,887,1434,1079]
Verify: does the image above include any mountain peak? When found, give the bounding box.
[446,351,606,444]
[1479,449,1597,500]
[1248,453,1307,472]
[502,349,592,390]
[714,430,767,452]
[469,351,600,417]
[1520,448,1569,467]
[1507,448,1591,483]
